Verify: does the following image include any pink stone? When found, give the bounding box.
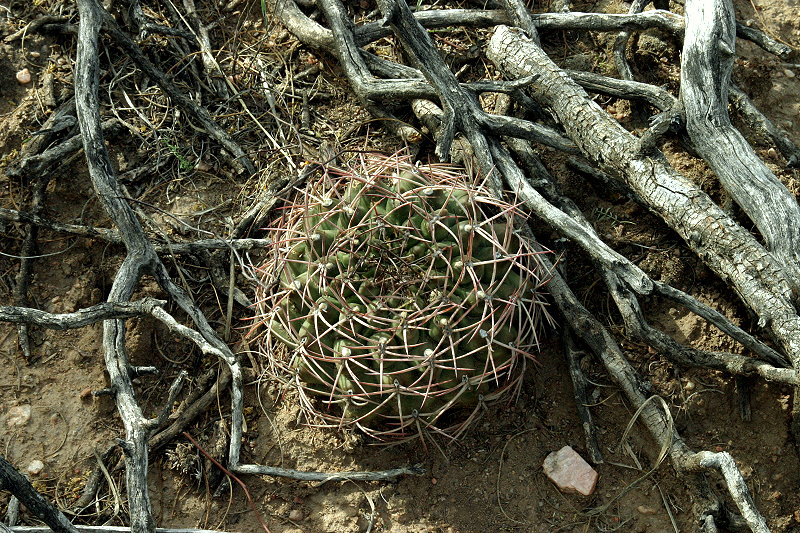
[16,68,31,85]
[543,445,598,496]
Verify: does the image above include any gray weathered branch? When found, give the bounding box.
[680,0,800,291]
[0,299,165,329]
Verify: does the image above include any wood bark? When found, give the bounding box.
[680,0,800,291]
[486,25,800,381]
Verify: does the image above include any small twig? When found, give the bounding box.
[6,120,121,179]
[563,329,604,464]
[149,367,232,453]
[5,526,231,533]
[729,85,800,168]
[653,281,789,367]
[0,207,273,253]
[4,496,19,527]
[735,21,795,59]
[92,450,121,524]
[4,15,70,42]
[232,461,425,482]
[182,432,273,533]
[150,371,188,429]
[95,6,255,175]
[613,0,648,81]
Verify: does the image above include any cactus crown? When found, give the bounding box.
[253,153,550,441]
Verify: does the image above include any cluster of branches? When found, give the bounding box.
[266,0,800,531]
[0,0,798,532]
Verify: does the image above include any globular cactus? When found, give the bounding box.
[252,153,550,441]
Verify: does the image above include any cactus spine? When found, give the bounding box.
[253,153,550,441]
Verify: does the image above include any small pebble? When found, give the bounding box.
[785,69,796,78]
[16,68,31,84]
[637,505,657,515]
[684,380,695,391]
[431,477,438,485]
[5,405,31,427]
[30,51,40,58]
[27,460,45,475]
[543,445,599,496]
[288,509,303,521]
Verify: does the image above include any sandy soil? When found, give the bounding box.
[2,0,800,532]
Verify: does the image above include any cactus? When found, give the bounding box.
[252,153,550,441]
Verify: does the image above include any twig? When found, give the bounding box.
[232,462,425,482]
[9,526,224,533]
[0,208,271,253]
[182,433,272,533]
[563,329,604,464]
[735,21,795,59]
[565,69,676,111]
[353,9,684,46]
[729,84,800,168]
[6,120,122,179]
[4,15,71,42]
[12,176,49,360]
[613,0,648,81]
[0,299,166,329]
[149,367,232,453]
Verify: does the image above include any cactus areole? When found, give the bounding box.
[253,154,549,441]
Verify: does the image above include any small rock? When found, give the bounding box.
[542,445,598,496]
[637,505,657,515]
[30,51,41,58]
[5,405,32,427]
[27,460,45,475]
[785,69,796,78]
[16,68,31,84]
[288,509,303,521]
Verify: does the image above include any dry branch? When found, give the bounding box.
[0,299,165,329]
[74,1,247,530]
[7,526,228,533]
[680,0,800,290]
[0,456,78,533]
[487,24,800,382]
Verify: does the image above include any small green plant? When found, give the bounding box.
[160,137,194,172]
[252,153,551,441]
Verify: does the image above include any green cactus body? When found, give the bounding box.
[253,153,550,441]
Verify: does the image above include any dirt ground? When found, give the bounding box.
[1,0,800,532]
